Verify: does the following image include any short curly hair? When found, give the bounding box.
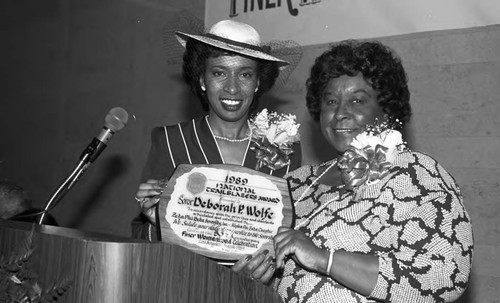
[182,38,280,114]
[306,40,411,127]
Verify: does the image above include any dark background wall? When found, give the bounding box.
[0,0,208,236]
[1,1,499,301]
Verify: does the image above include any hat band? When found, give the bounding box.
[205,33,265,53]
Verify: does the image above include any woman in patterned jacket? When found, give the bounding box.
[233,40,473,302]
[131,20,301,240]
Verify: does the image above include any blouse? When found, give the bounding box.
[277,151,473,303]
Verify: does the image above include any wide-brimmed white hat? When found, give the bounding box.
[175,20,289,67]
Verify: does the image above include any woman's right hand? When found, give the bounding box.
[135,179,167,224]
[231,249,276,284]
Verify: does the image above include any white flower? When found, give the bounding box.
[253,108,270,132]
[380,129,405,162]
[249,108,301,170]
[339,120,407,191]
[350,129,404,163]
[280,116,300,137]
[250,109,300,146]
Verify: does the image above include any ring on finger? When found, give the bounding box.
[135,196,146,204]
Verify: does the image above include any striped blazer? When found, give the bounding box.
[132,116,302,240]
[141,116,301,181]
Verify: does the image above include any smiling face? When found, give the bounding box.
[320,73,386,154]
[200,54,259,123]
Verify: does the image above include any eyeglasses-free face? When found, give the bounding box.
[320,73,385,154]
[201,55,260,123]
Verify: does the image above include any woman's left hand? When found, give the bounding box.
[274,226,329,273]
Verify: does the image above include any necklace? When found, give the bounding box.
[293,159,344,229]
[213,135,249,143]
[205,116,252,165]
[293,159,338,206]
[206,116,252,143]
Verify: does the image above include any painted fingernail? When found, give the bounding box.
[159,179,169,188]
[265,256,273,264]
[262,249,269,255]
[269,264,276,271]
[244,255,252,262]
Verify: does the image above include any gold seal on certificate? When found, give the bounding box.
[158,164,293,261]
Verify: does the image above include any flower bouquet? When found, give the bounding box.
[338,120,407,191]
[249,109,300,171]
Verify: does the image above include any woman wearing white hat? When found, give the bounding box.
[132,20,302,241]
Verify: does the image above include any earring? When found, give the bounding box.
[254,87,259,92]
[201,86,206,91]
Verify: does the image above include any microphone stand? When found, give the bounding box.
[37,107,129,225]
[37,153,92,224]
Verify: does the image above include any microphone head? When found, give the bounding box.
[105,107,129,132]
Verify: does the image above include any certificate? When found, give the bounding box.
[158,164,293,261]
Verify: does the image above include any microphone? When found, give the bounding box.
[80,107,129,163]
[38,107,130,224]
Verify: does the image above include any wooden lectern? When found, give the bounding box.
[0,220,282,303]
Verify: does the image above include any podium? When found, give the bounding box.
[0,220,282,303]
